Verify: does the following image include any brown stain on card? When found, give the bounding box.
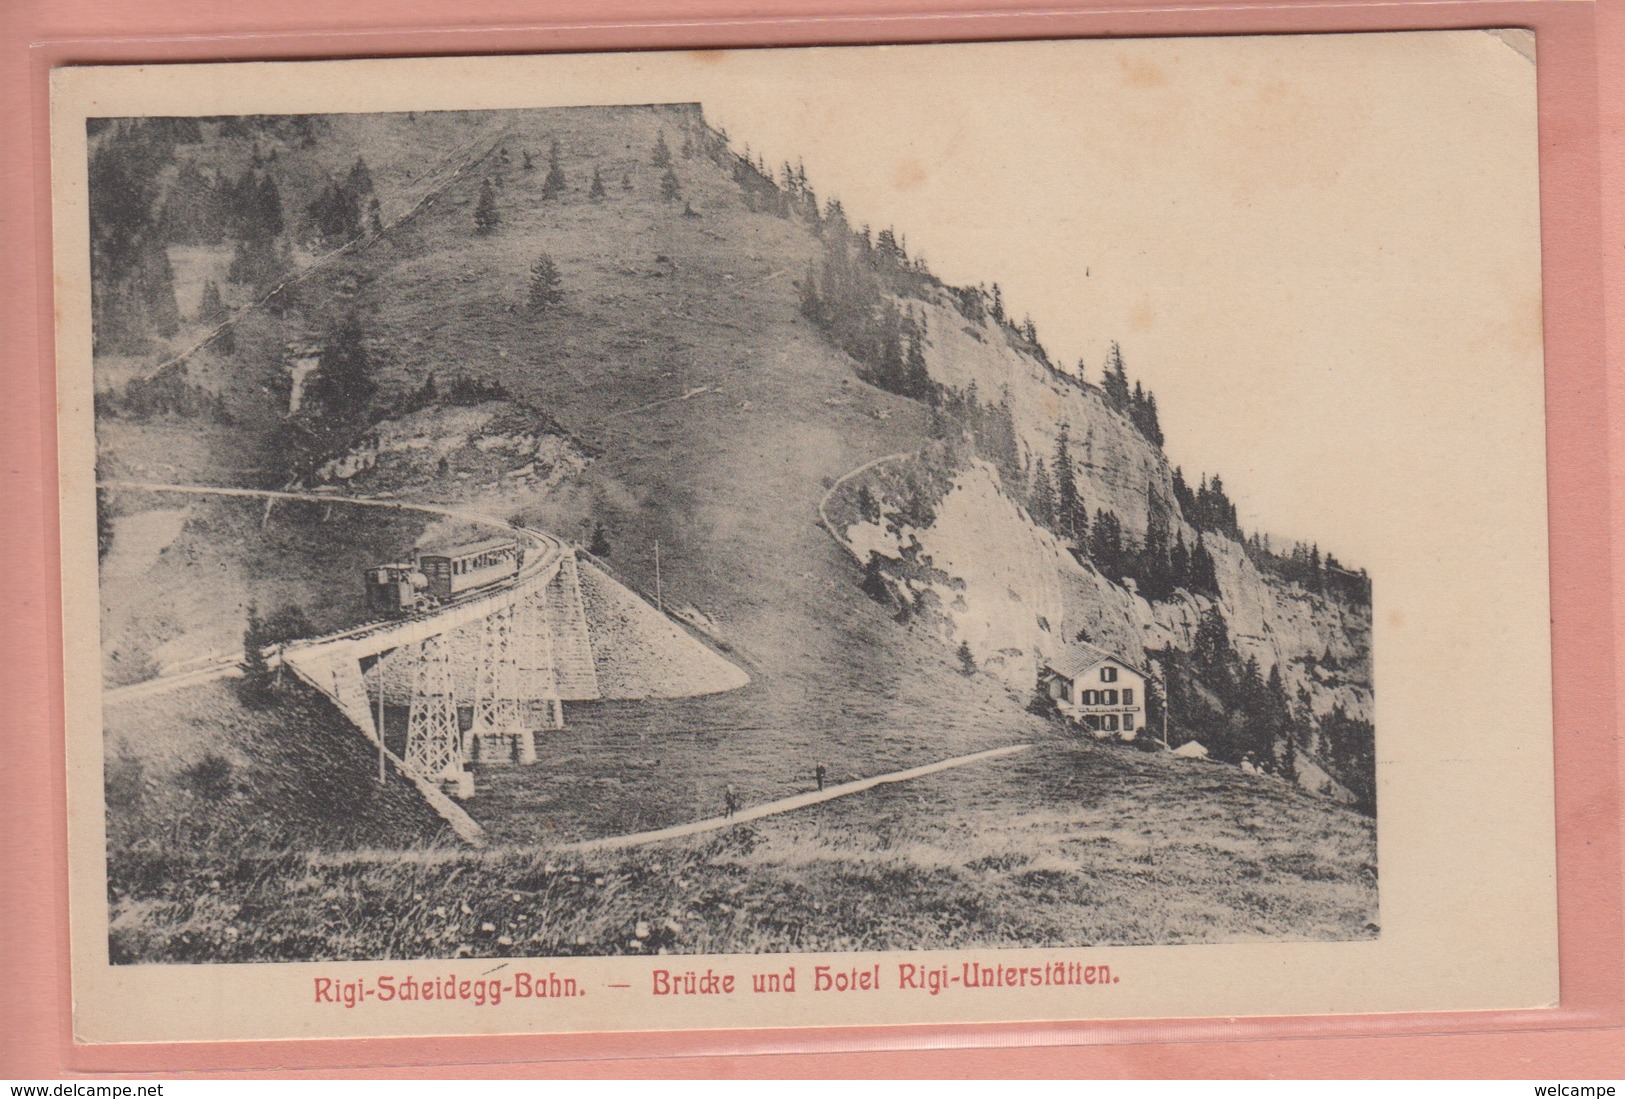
[892,157,927,192]
[1500,290,1546,359]
[1387,610,1405,630]
[1129,300,1156,333]
[1116,54,1168,88]
[1215,75,1359,199]
[688,50,728,67]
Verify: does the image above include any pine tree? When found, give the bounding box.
[1090,509,1124,580]
[588,522,611,557]
[1027,671,1058,717]
[199,279,226,323]
[861,552,892,605]
[588,166,607,201]
[823,197,848,236]
[1172,466,1196,519]
[164,162,227,245]
[1053,425,1084,547]
[1029,459,1055,529]
[798,263,822,323]
[1238,656,1271,760]
[1138,499,1173,601]
[306,179,361,245]
[1142,391,1164,447]
[305,314,375,425]
[1294,685,1317,757]
[1193,605,1231,681]
[249,174,285,241]
[1142,670,1167,744]
[660,165,682,202]
[527,253,564,312]
[473,177,500,234]
[96,487,114,562]
[1267,664,1295,775]
[240,602,274,704]
[542,140,566,199]
[652,131,672,167]
[856,484,881,524]
[345,157,375,202]
[956,639,977,676]
[1171,528,1191,590]
[1191,530,1220,596]
[875,304,905,392]
[902,321,931,399]
[1101,341,1131,410]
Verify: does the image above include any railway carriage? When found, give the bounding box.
[364,536,525,613]
[417,537,525,603]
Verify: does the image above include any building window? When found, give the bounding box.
[1102,689,1118,705]
[1083,715,1102,732]
[1123,713,1135,731]
[1123,688,1134,705]
[1103,714,1119,731]
[1082,690,1098,706]
[1101,666,1118,683]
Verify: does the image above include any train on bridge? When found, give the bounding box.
[364,536,525,614]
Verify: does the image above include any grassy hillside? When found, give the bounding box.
[105,724,1374,962]
[103,677,452,963]
[297,105,1051,819]
[94,104,1379,959]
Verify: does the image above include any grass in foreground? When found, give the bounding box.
[107,719,1375,963]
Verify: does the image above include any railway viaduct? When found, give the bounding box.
[100,482,747,846]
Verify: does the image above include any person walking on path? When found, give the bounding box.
[723,783,739,819]
[815,764,826,792]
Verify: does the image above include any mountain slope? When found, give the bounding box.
[93,104,1378,954]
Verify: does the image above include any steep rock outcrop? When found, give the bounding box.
[898,293,1373,722]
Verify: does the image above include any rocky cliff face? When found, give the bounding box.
[916,291,1178,539]
[314,401,590,492]
[842,290,1373,725]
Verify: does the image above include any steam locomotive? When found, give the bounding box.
[364,536,525,613]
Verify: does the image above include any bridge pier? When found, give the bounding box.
[440,767,475,800]
[283,550,602,821]
[405,632,472,797]
[471,729,527,763]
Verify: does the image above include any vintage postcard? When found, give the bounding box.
[51,32,1557,1044]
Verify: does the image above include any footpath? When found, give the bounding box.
[561,742,1031,853]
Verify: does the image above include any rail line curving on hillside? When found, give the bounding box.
[98,480,561,703]
[815,450,916,564]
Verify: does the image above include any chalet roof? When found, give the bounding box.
[1043,640,1148,682]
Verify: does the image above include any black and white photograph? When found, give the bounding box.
[52,34,1557,1040]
